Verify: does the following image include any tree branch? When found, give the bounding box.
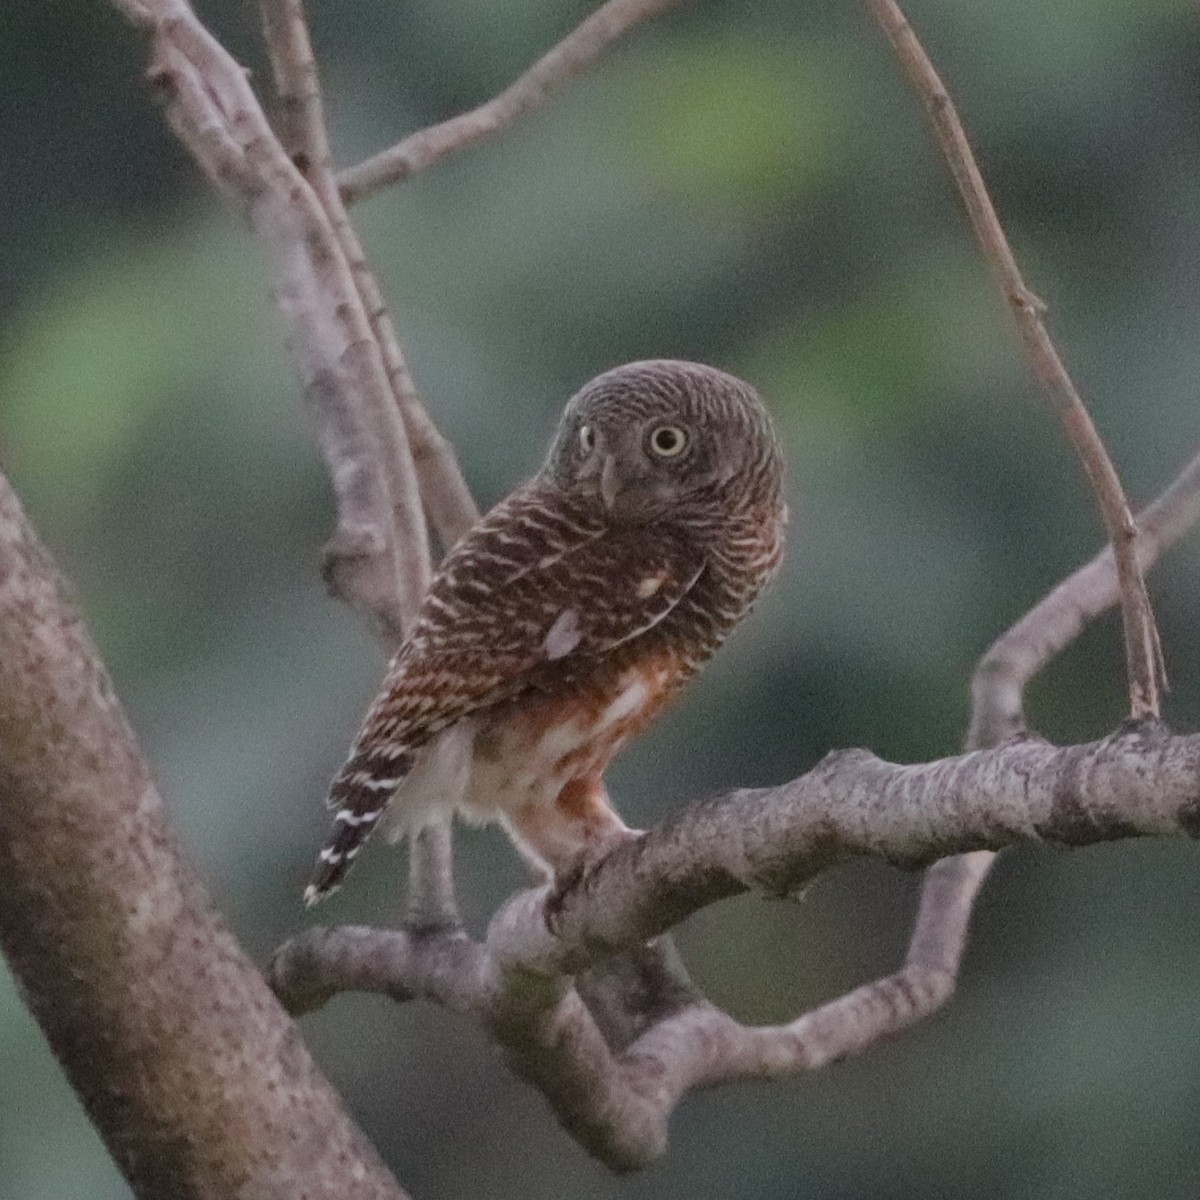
[721,442,1200,1135]
[139,5,411,643]
[0,469,408,1200]
[489,723,1195,974]
[970,448,1200,747]
[256,0,465,930]
[271,719,1200,1169]
[864,0,1165,721]
[258,0,477,556]
[337,0,685,206]
[264,3,1200,1168]
[267,426,1200,1174]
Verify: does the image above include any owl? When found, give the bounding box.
[305,359,787,904]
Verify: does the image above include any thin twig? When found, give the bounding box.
[337,0,685,206]
[865,0,1165,722]
[139,3,410,643]
[258,0,469,924]
[258,0,478,553]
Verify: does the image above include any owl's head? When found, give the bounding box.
[542,360,784,524]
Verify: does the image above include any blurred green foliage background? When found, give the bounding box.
[4,0,1200,1196]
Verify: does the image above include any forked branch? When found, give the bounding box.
[271,717,1200,1168]
[257,0,466,928]
[271,0,1200,1174]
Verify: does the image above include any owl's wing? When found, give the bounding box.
[304,488,705,902]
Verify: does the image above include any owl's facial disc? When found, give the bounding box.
[546,359,782,522]
[573,418,697,516]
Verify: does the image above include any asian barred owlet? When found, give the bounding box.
[305,359,787,904]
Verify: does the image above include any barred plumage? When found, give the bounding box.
[305,359,787,904]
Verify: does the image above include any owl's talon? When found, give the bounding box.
[542,855,593,934]
[541,830,642,935]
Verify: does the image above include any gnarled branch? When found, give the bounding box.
[271,720,1200,1169]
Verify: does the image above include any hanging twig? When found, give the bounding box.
[258,0,431,620]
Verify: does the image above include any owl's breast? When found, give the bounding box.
[462,650,685,819]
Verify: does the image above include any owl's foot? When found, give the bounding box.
[542,828,642,935]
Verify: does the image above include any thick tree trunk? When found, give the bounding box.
[0,472,407,1200]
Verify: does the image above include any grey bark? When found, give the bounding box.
[0,472,408,1200]
[270,719,1200,1170]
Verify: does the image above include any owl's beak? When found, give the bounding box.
[599,455,621,510]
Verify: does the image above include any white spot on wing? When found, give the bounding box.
[636,571,668,599]
[543,609,582,660]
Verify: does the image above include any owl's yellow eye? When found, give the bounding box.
[647,424,689,458]
[579,425,596,453]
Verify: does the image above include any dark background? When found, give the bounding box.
[3,1,1200,1196]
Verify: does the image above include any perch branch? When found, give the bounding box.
[0,470,408,1200]
[488,723,1193,975]
[270,435,1200,1168]
[268,1,1200,1166]
[272,720,1200,1169]
[262,0,1200,1171]
[337,0,685,206]
[865,0,1164,721]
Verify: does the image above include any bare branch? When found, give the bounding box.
[745,436,1200,1071]
[337,0,684,206]
[865,0,1164,721]
[489,723,1192,975]
[133,6,412,643]
[258,0,440,602]
[848,446,1200,1089]
[272,720,1199,1168]
[257,0,469,923]
[0,469,408,1200]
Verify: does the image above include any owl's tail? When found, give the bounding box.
[303,745,414,905]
